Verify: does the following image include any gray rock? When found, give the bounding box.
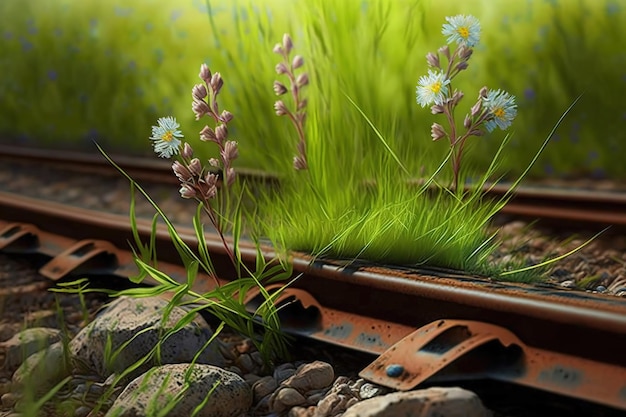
[269,361,335,414]
[252,376,278,401]
[276,387,306,407]
[342,387,491,417]
[0,328,61,372]
[12,341,71,394]
[105,364,252,417]
[69,296,223,380]
[283,361,334,393]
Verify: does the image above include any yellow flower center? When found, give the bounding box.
[162,131,174,142]
[457,27,469,39]
[493,107,505,119]
[429,81,442,94]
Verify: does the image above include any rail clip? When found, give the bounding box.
[39,239,119,281]
[0,222,40,252]
[360,319,626,410]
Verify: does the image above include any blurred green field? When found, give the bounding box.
[1,0,624,180]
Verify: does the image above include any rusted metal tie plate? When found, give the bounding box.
[360,319,626,411]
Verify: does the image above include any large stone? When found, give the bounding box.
[69,296,223,380]
[12,341,71,394]
[0,327,61,372]
[105,364,252,417]
[342,387,491,417]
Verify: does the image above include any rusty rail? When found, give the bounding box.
[0,191,625,410]
[2,144,625,228]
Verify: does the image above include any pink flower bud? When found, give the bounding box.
[479,86,488,98]
[459,46,473,60]
[220,110,234,124]
[273,43,284,55]
[204,185,217,200]
[188,158,202,176]
[296,73,309,87]
[210,73,223,94]
[205,172,218,187]
[172,161,192,182]
[293,155,308,170]
[199,64,211,83]
[274,100,288,116]
[182,142,193,159]
[438,45,450,60]
[199,125,217,142]
[215,124,228,143]
[455,61,468,72]
[192,84,207,100]
[273,81,288,96]
[431,104,445,114]
[208,158,220,167]
[192,99,210,120]
[179,184,196,199]
[198,179,217,199]
[292,55,304,68]
[275,63,288,75]
[430,123,446,141]
[426,52,439,68]
[471,101,482,117]
[463,115,472,130]
[282,33,293,54]
[450,90,464,106]
[222,140,239,162]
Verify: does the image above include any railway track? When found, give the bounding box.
[1,189,625,413]
[2,144,626,229]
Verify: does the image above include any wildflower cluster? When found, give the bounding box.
[149,64,239,262]
[273,33,309,170]
[194,64,238,189]
[416,15,517,191]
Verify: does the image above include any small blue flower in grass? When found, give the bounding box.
[416,70,450,107]
[442,15,481,47]
[150,117,183,158]
[483,89,517,132]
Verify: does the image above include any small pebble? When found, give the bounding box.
[359,383,385,400]
[250,350,264,366]
[252,376,278,401]
[271,387,306,413]
[560,280,576,288]
[274,363,296,383]
[595,285,607,292]
[74,405,92,417]
[551,268,570,278]
[237,353,255,373]
[1,392,19,408]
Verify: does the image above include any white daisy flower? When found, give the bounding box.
[149,116,184,158]
[442,15,481,47]
[416,70,450,108]
[483,89,517,132]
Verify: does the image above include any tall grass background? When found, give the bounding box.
[1,0,625,179]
